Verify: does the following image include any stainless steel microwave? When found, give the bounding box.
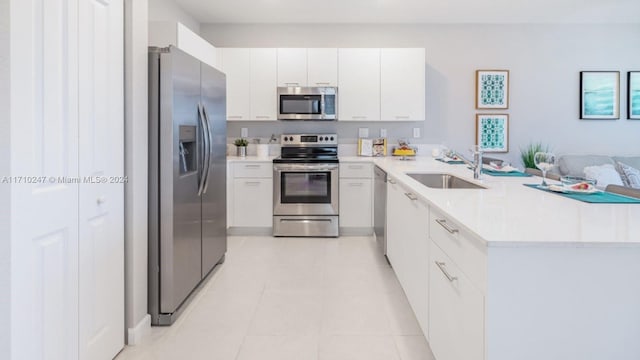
[277,87,337,121]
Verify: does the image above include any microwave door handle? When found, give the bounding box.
[320,93,325,119]
[201,105,213,194]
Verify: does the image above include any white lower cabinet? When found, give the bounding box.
[339,163,373,232]
[429,208,486,360]
[386,176,429,337]
[429,241,484,360]
[230,162,273,228]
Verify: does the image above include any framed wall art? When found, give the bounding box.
[476,114,509,153]
[476,70,509,109]
[580,71,620,119]
[628,71,640,119]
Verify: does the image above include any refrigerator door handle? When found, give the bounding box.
[202,105,214,194]
[197,103,210,196]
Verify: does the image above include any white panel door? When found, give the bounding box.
[9,1,80,359]
[381,48,426,121]
[338,48,380,121]
[250,48,277,121]
[78,0,125,359]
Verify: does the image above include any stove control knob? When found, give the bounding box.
[283,137,288,142]
[289,136,294,142]
[330,136,334,141]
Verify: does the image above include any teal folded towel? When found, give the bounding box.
[435,158,465,164]
[482,169,531,177]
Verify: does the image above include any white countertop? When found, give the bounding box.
[372,157,640,247]
[226,155,640,246]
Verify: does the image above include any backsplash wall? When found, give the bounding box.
[203,23,640,166]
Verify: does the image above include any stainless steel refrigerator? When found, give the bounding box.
[148,46,227,325]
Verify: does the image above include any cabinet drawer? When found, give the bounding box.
[430,208,487,290]
[429,241,485,360]
[233,162,272,178]
[339,163,372,178]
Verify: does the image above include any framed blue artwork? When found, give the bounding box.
[580,71,620,120]
[476,70,509,109]
[476,114,509,153]
[628,71,640,120]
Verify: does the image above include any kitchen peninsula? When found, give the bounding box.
[372,156,640,360]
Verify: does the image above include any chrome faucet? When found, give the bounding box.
[449,146,483,179]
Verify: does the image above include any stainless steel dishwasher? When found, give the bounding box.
[374,166,387,256]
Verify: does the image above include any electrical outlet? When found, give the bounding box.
[380,128,387,138]
[413,128,421,138]
[241,128,248,138]
[358,128,369,138]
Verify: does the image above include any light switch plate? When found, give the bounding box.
[358,128,369,138]
[380,128,387,138]
[413,128,421,138]
[241,128,248,138]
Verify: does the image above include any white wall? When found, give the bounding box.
[0,0,10,357]
[148,0,200,34]
[125,0,150,344]
[201,24,640,165]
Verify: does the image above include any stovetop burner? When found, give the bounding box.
[274,133,338,163]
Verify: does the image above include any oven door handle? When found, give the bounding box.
[274,164,338,172]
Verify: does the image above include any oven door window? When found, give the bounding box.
[281,171,331,203]
[280,95,322,115]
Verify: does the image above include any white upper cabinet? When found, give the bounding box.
[381,48,426,121]
[250,48,278,121]
[220,48,251,120]
[277,48,308,87]
[308,48,338,87]
[338,48,381,121]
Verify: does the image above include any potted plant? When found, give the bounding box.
[520,142,548,169]
[234,138,248,157]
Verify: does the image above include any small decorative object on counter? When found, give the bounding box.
[392,139,416,160]
[234,138,248,157]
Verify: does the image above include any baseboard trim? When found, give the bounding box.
[127,314,151,345]
[227,227,272,236]
[339,227,374,236]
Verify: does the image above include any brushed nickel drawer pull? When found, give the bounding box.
[244,164,261,168]
[435,261,458,282]
[349,182,364,187]
[436,219,459,234]
[404,192,418,201]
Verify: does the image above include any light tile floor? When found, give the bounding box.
[116,236,436,360]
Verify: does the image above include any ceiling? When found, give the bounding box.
[175,0,640,24]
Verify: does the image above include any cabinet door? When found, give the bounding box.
[233,178,273,227]
[277,48,307,87]
[381,48,426,121]
[308,48,338,87]
[250,48,277,121]
[338,48,380,121]
[339,178,372,228]
[220,48,251,120]
[429,242,485,360]
[402,192,430,339]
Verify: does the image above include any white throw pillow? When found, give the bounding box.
[617,162,640,189]
[583,164,624,189]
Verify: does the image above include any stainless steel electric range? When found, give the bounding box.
[273,134,339,237]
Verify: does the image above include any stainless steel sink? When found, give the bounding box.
[406,173,486,189]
